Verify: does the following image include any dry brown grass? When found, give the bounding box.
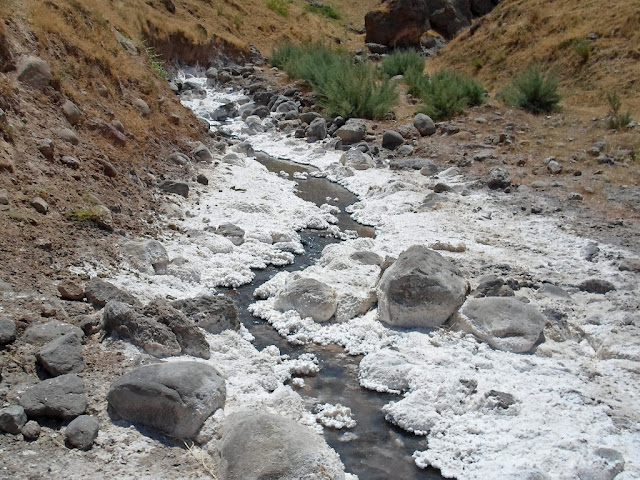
[427,0,640,114]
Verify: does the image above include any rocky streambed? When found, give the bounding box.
[1,63,639,480]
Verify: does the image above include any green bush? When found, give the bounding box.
[266,0,290,17]
[606,91,632,130]
[304,2,341,19]
[499,65,561,114]
[269,42,398,119]
[381,50,424,77]
[412,70,485,120]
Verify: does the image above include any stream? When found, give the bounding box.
[178,76,444,478]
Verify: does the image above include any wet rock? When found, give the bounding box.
[62,100,82,125]
[486,167,511,189]
[577,448,625,480]
[216,223,245,246]
[455,297,546,353]
[85,278,137,308]
[30,197,48,214]
[159,180,189,198]
[579,279,615,294]
[377,246,468,328]
[122,239,169,275]
[305,117,327,141]
[38,138,55,161]
[220,411,346,480]
[382,130,404,149]
[103,301,181,357]
[274,277,338,323]
[413,113,436,136]
[36,333,84,376]
[24,320,83,345]
[57,280,85,301]
[0,405,27,434]
[56,127,79,145]
[20,374,87,420]
[133,98,151,116]
[191,142,213,162]
[0,316,17,346]
[17,56,52,88]
[340,148,375,170]
[142,299,210,359]
[172,294,240,334]
[65,415,99,450]
[336,119,366,144]
[107,361,225,439]
[21,420,41,441]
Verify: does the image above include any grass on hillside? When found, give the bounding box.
[498,64,561,114]
[381,49,424,77]
[304,2,341,20]
[406,69,485,120]
[270,42,398,119]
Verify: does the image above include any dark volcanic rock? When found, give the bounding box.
[85,279,138,308]
[20,374,88,420]
[65,415,99,450]
[172,294,240,334]
[36,333,85,376]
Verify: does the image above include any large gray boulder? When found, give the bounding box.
[382,130,405,149]
[274,277,337,323]
[191,142,213,163]
[455,297,547,352]
[24,320,84,346]
[486,167,511,189]
[0,316,16,346]
[20,374,87,420]
[107,361,225,439]
[17,56,52,88]
[36,333,85,376]
[340,149,376,170]
[62,100,82,125]
[85,278,138,308]
[220,411,346,480]
[159,180,189,198]
[335,119,366,144]
[65,415,99,450]
[377,246,468,328]
[172,294,240,334]
[121,239,169,275]
[0,405,27,434]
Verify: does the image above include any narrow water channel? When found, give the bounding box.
[221,156,444,480]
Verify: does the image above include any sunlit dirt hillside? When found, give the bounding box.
[427,0,640,112]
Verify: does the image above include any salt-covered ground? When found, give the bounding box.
[74,76,639,479]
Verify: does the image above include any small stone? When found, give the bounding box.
[486,168,511,189]
[0,317,16,345]
[159,180,189,198]
[62,100,82,125]
[58,280,85,301]
[0,406,27,434]
[61,156,80,169]
[21,420,41,441]
[547,160,562,174]
[579,279,615,294]
[38,138,55,160]
[196,174,209,185]
[0,188,9,205]
[433,183,451,193]
[568,192,583,201]
[56,128,79,145]
[133,98,151,116]
[382,130,404,149]
[30,197,49,214]
[65,415,99,450]
[413,113,436,136]
[36,332,85,376]
[169,151,190,166]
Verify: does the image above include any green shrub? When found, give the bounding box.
[404,67,431,97]
[381,50,424,77]
[499,65,561,114]
[304,2,341,19]
[268,42,398,119]
[606,91,632,130]
[318,61,398,119]
[142,42,167,79]
[266,0,290,17]
[414,70,485,120]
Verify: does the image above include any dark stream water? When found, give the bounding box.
[222,156,444,480]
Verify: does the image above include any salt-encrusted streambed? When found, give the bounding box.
[223,157,441,479]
